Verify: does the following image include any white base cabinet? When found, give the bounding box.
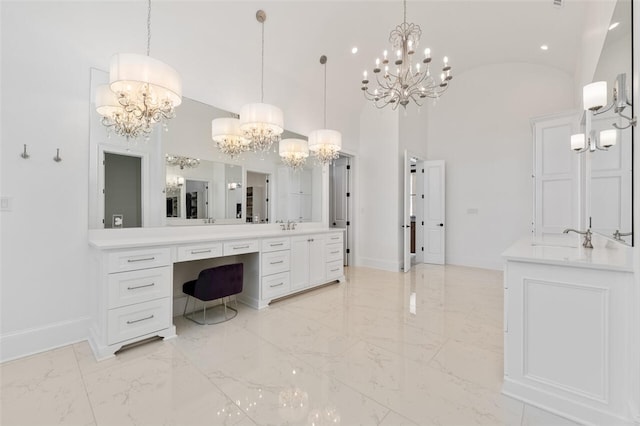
[503,255,635,425]
[291,235,326,291]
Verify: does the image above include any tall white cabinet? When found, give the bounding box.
[531,112,581,237]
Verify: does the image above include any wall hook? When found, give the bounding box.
[53,148,62,162]
[20,144,30,159]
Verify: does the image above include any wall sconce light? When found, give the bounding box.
[571,73,635,153]
[227,182,242,190]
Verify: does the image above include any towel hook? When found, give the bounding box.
[20,144,30,159]
[53,148,62,163]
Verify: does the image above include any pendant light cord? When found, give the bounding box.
[146,0,151,56]
[261,20,265,102]
[323,60,327,128]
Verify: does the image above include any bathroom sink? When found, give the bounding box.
[530,241,578,249]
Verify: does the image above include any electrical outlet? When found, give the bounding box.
[0,197,11,212]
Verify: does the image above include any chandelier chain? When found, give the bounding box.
[403,0,407,24]
[323,59,327,128]
[146,0,151,56]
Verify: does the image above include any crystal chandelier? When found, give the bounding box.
[95,0,182,140]
[279,138,309,170]
[361,0,452,109]
[165,176,184,193]
[239,10,284,153]
[212,116,251,159]
[308,55,342,165]
[165,154,199,170]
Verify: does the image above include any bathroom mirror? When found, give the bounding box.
[588,0,633,245]
[88,68,325,228]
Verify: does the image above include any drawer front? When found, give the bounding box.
[108,247,171,273]
[108,266,171,309]
[262,250,290,276]
[107,298,171,345]
[262,237,290,253]
[326,259,344,280]
[325,243,343,262]
[176,242,223,262]
[261,272,291,300]
[223,240,260,256]
[326,233,344,244]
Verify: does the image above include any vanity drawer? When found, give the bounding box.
[223,240,260,256]
[176,242,223,262]
[261,250,290,276]
[107,247,171,273]
[108,266,171,309]
[326,233,343,244]
[326,259,343,280]
[262,237,290,253]
[325,243,343,262]
[261,271,290,300]
[107,298,171,345]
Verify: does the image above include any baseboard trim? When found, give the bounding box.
[0,316,90,363]
[357,256,402,272]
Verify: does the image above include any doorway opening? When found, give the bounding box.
[329,154,353,266]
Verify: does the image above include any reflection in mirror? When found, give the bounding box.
[247,171,270,223]
[589,0,633,245]
[105,152,142,228]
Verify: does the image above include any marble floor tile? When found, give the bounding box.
[2,264,585,426]
[0,346,96,426]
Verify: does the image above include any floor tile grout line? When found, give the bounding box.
[71,344,99,426]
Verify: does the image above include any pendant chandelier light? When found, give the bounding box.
[279,138,309,170]
[212,116,251,159]
[165,154,199,170]
[308,55,342,165]
[361,0,452,109]
[95,0,182,140]
[240,10,284,153]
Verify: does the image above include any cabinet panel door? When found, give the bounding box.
[290,236,310,290]
[309,236,326,285]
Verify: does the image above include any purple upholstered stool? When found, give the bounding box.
[182,263,243,325]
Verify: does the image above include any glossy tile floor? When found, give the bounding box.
[1,265,582,426]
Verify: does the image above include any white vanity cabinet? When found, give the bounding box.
[89,246,176,360]
[502,238,635,425]
[290,234,326,291]
[260,237,291,301]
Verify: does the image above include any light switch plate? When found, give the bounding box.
[0,197,11,212]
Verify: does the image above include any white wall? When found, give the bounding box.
[426,63,575,270]
[356,105,401,271]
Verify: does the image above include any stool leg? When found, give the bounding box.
[224,297,228,318]
[183,295,190,317]
[203,303,206,324]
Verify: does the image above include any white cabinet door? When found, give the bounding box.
[290,236,310,291]
[308,235,326,285]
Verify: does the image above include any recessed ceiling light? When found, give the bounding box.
[351,47,358,54]
[609,22,620,31]
[540,45,549,51]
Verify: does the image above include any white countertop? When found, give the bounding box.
[88,224,344,250]
[502,234,633,272]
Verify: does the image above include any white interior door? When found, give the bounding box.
[424,160,445,265]
[403,151,413,272]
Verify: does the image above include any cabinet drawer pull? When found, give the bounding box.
[330,268,340,272]
[270,282,284,288]
[127,283,155,290]
[127,257,155,263]
[191,249,212,254]
[307,238,314,242]
[270,260,284,265]
[126,314,154,324]
[233,245,250,250]
[331,237,340,240]
[270,243,284,247]
[330,250,339,254]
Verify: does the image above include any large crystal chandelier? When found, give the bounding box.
[212,116,251,159]
[279,138,309,170]
[361,0,452,109]
[308,55,342,165]
[95,0,182,140]
[239,10,284,153]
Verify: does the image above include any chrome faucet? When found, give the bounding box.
[563,228,593,248]
[612,230,632,241]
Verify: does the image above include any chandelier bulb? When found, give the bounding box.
[424,48,431,57]
[383,50,388,60]
[363,70,368,79]
[376,58,380,66]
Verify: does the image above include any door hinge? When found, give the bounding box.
[421,221,424,226]
[102,188,105,194]
[421,194,424,199]
[346,192,350,197]
[422,168,424,173]
[102,219,105,224]
[421,247,424,252]
[346,221,350,226]
[266,179,269,183]
[346,249,350,254]
[266,198,269,202]
[346,165,351,170]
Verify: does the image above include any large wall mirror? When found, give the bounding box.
[588,0,633,245]
[88,69,325,229]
